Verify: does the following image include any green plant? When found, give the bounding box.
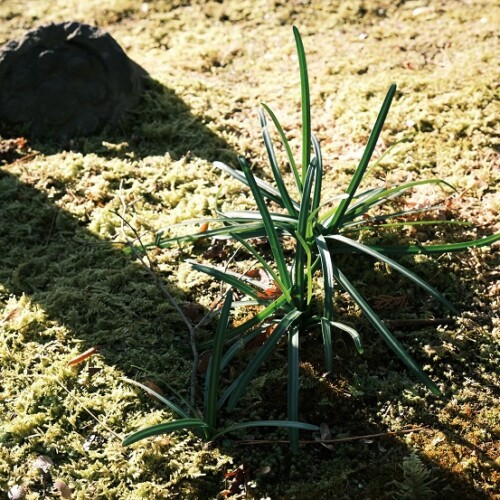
[144,27,498,452]
[122,291,318,446]
[390,453,438,499]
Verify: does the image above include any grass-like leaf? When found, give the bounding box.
[261,103,301,191]
[226,309,302,410]
[328,234,459,314]
[259,108,298,217]
[316,235,335,370]
[191,261,261,300]
[122,419,210,446]
[293,25,311,183]
[294,158,317,308]
[328,84,397,232]
[329,320,364,354]
[239,156,292,291]
[288,324,300,453]
[123,378,192,420]
[204,291,232,430]
[214,160,298,210]
[211,419,319,440]
[329,233,500,255]
[345,178,456,222]
[331,264,441,396]
[232,233,292,302]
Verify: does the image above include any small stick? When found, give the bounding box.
[385,318,455,329]
[236,426,432,446]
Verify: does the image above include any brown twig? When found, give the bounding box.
[384,318,455,329]
[115,183,201,406]
[236,426,432,446]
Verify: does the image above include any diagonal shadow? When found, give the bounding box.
[0,79,495,497]
[0,76,241,378]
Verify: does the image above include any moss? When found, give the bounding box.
[1,0,499,497]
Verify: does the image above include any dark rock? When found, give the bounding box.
[0,22,147,139]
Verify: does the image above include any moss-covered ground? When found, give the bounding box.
[0,1,498,498]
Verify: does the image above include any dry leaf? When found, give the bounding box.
[144,381,165,399]
[245,325,276,351]
[221,464,250,497]
[198,350,212,374]
[68,347,100,366]
[2,307,21,324]
[315,423,335,451]
[53,479,72,498]
[257,282,282,300]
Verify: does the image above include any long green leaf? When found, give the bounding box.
[288,324,300,453]
[331,264,441,396]
[328,84,397,231]
[123,378,191,420]
[191,262,261,300]
[320,318,333,373]
[226,294,290,339]
[329,233,500,255]
[214,160,299,210]
[345,178,456,221]
[294,158,317,308]
[259,108,298,217]
[311,135,323,214]
[232,233,293,303]
[226,309,302,410]
[205,291,232,430]
[328,320,364,354]
[261,103,302,191]
[293,26,311,183]
[316,235,334,371]
[239,156,292,291]
[328,234,459,314]
[122,419,210,446]
[154,221,268,248]
[343,219,473,233]
[212,419,319,440]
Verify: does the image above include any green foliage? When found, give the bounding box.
[150,27,499,451]
[391,453,438,499]
[122,292,318,447]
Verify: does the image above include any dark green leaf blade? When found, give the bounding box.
[122,419,210,446]
[293,26,311,183]
[328,84,397,231]
[239,156,292,291]
[328,234,459,314]
[331,264,441,396]
[225,309,302,410]
[205,291,233,429]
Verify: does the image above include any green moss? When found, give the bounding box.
[1,0,498,497]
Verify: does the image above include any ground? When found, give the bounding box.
[0,1,498,498]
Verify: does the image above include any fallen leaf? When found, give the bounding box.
[53,479,72,498]
[144,381,165,399]
[221,464,250,497]
[315,423,335,451]
[2,307,21,323]
[257,282,282,300]
[68,347,100,366]
[245,325,276,351]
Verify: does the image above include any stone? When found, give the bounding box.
[0,22,147,139]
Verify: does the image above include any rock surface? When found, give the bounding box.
[0,22,146,139]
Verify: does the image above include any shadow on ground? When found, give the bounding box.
[0,79,493,498]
